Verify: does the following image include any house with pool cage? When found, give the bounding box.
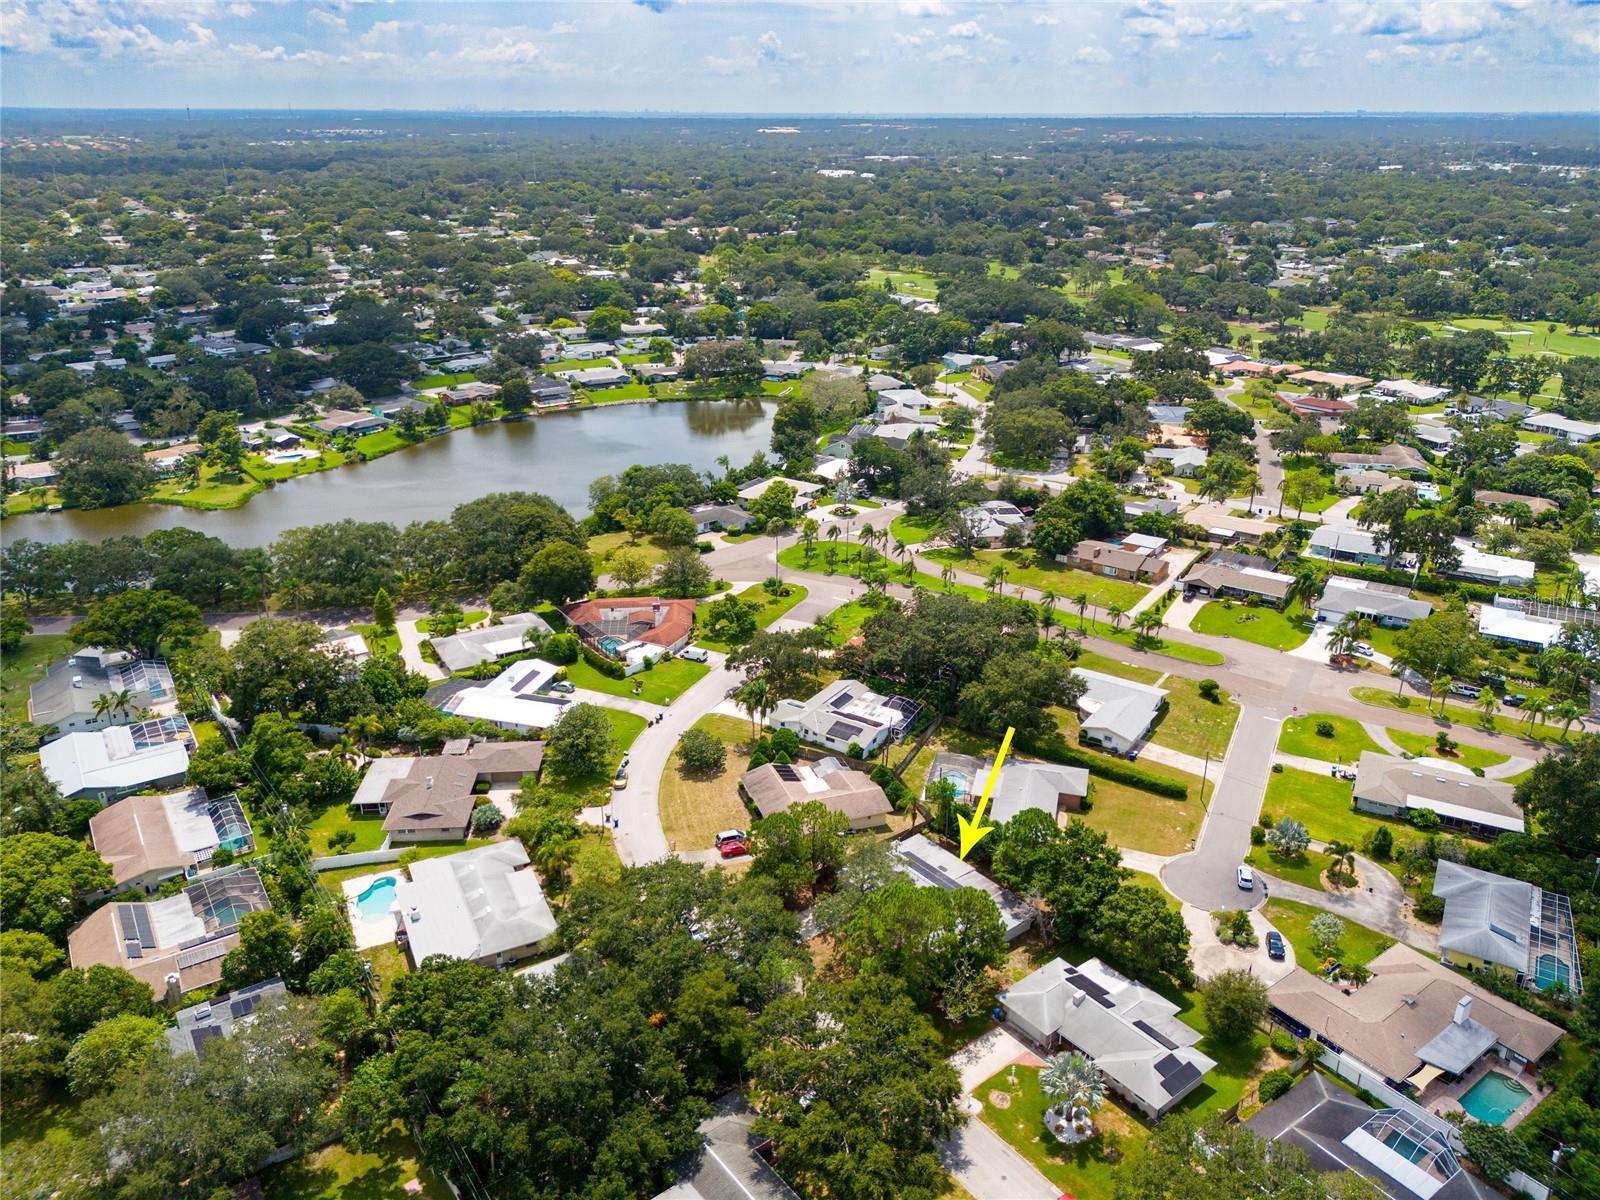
[88,788,254,894]
[67,868,272,999]
[1433,862,1582,996]
[559,597,696,675]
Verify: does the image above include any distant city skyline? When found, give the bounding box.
[1,0,1596,115]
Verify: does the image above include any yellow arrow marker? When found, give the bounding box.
[957,725,1014,860]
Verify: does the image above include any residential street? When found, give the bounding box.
[940,1115,1060,1200]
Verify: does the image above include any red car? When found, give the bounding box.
[718,838,749,859]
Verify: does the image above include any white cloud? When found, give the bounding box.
[947,19,983,38]
[550,20,577,34]
[1072,44,1111,63]
[1348,1,1502,43]
[307,8,347,32]
[1034,13,1059,25]
[897,0,950,15]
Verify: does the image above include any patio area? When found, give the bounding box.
[1416,1055,1549,1130]
[341,869,403,951]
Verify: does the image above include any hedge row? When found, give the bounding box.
[1297,557,1529,605]
[580,641,628,679]
[1022,732,1190,799]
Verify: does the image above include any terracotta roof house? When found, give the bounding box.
[560,597,696,673]
[1352,752,1523,839]
[1058,537,1169,582]
[1268,943,1562,1085]
[1470,490,1556,516]
[740,758,892,830]
[351,737,544,844]
[1279,392,1355,417]
[1001,956,1215,1118]
[89,788,254,893]
[1287,370,1373,391]
[68,869,272,999]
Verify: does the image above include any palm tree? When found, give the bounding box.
[737,676,773,737]
[1039,589,1059,624]
[347,713,382,759]
[1074,591,1091,632]
[940,562,956,591]
[1133,609,1164,646]
[1327,840,1357,886]
[108,688,134,719]
[894,537,911,576]
[1553,699,1585,739]
[800,517,820,563]
[1476,688,1498,729]
[1040,1052,1107,1121]
[1107,603,1126,631]
[1039,602,1057,641]
[1523,697,1549,734]
[279,577,311,619]
[985,564,1007,595]
[1432,675,1452,717]
[92,693,115,722]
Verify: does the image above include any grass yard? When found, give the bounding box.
[413,371,478,389]
[888,512,945,545]
[305,806,389,855]
[1073,650,1163,684]
[350,622,401,657]
[1277,713,1383,763]
[588,530,668,573]
[570,829,623,889]
[659,715,754,851]
[245,446,345,482]
[360,941,410,999]
[563,657,709,705]
[1261,767,1382,848]
[696,584,809,650]
[1351,686,1569,744]
[1252,847,1337,890]
[818,597,881,646]
[1386,728,1510,769]
[1148,677,1240,761]
[149,463,263,510]
[976,1065,1151,1200]
[1190,599,1311,651]
[1,633,73,719]
[866,265,940,299]
[1081,772,1207,855]
[922,547,1150,611]
[1263,899,1395,973]
[262,1125,452,1200]
[584,383,654,402]
[2,487,59,516]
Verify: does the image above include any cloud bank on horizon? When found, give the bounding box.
[1,0,1595,113]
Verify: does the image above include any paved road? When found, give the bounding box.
[1263,854,1440,955]
[939,1117,1060,1200]
[1163,704,1285,911]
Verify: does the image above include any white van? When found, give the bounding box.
[678,646,709,663]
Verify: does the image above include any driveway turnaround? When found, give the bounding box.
[939,1118,1060,1200]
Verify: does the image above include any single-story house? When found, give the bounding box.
[1469,489,1556,516]
[436,661,570,731]
[8,460,59,488]
[866,372,905,393]
[736,475,826,508]
[1449,542,1535,587]
[1001,957,1216,1118]
[1218,359,1290,378]
[1287,370,1373,392]
[1521,412,1600,444]
[1412,421,1457,453]
[394,841,557,969]
[438,380,501,405]
[957,499,1030,545]
[1181,503,1277,545]
[1059,538,1168,583]
[352,737,544,843]
[1456,395,1534,422]
[561,597,696,669]
[1351,752,1524,838]
[1374,379,1451,405]
[1306,525,1393,568]
[1268,942,1562,1087]
[769,680,917,756]
[3,419,45,442]
[741,758,892,830]
[1146,445,1208,477]
[761,360,809,381]
[891,833,1033,941]
[312,408,389,436]
[1338,469,1406,495]
[89,789,253,894]
[655,1095,802,1200]
[556,366,630,389]
[1182,554,1295,608]
[1329,443,1430,475]
[166,978,288,1056]
[319,627,370,664]
[972,359,1018,383]
[29,647,176,736]
[1124,497,1179,520]
[1314,578,1431,627]
[529,376,576,407]
[68,869,272,998]
[631,363,678,382]
[430,612,553,673]
[1478,601,1564,650]
[558,341,616,360]
[876,387,937,412]
[1435,861,1582,995]
[928,752,1088,825]
[941,352,992,372]
[142,442,202,475]
[1280,392,1354,418]
[40,716,195,802]
[687,502,756,533]
[1245,1072,1503,1200]
[1074,668,1168,755]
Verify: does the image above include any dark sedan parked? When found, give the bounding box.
[1266,931,1286,961]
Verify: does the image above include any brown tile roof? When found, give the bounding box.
[741,761,892,822]
[377,741,544,834]
[89,789,193,887]
[1184,562,1293,600]
[560,597,696,650]
[1069,539,1163,575]
[1267,943,1562,1080]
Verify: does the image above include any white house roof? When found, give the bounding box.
[395,841,556,965]
[1452,542,1535,585]
[1073,669,1167,747]
[891,834,1033,940]
[990,760,1091,825]
[40,721,192,797]
[1433,861,1536,975]
[430,613,553,673]
[1477,603,1562,649]
[1308,525,1388,558]
[438,660,569,729]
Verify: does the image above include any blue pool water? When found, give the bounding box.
[1459,1072,1530,1125]
[354,876,398,920]
[598,635,626,655]
[1534,953,1572,990]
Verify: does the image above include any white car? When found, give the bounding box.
[1237,865,1255,891]
[1354,643,1375,658]
[678,646,709,663]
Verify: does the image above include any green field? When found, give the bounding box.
[1351,686,1570,744]
[1386,728,1510,769]
[262,1125,452,1200]
[695,584,808,650]
[1148,677,1241,761]
[866,266,939,299]
[1261,767,1376,847]
[2,634,73,719]
[562,656,709,705]
[1190,599,1311,651]
[1277,713,1382,763]
[149,463,263,510]
[818,597,880,646]
[1264,899,1395,973]
[413,371,478,389]
[305,806,388,855]
[888,512,945,544]
[922,547,1150,611]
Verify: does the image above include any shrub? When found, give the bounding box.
[1267,817,1310,857]
[1413,893,1445,923]
[676,727,727,775]
[1410,807,1442,832]
[1366,825,1394,859]
[1271,762,1283,773]
[580,641,627,679]
[1258,1069,1295,1104]
[1198,679,1222,702]
[1268,1028,1298,1057]
[542,631,579,664]
[1309,912,1345,954]
[1315,720,1335,738]
[327,830,356,854]
[1250,826,1266,846]
[470,803,504,835]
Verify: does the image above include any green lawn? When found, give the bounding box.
[562,656,708,705]
[588,530,668,572]
[2,633,73,719]
[1263,899,1395,974]
[1251,847,1337,890]
[695,583,809,651]
[149,463,263,510]
[584,383,654,402]
[603,708,649,754]
[1148,677,1241,761]
[244,446,345,482]
[1082,769,1208,856]
[361,941,410,1000]
[305,806,388,855]
[413,371,478,389]
[570,829,623,890]
[1073,650,1163,684]
[1350,686,1570,744]
[922,547,1150,611]
[261,1125,452,1200]
[1261,767,1377,847]
[818,597,880,646]
[888,512,944,545]
[350,622,401,657]
[866,266,940,299]
[1277,713,1383,764]
[1190,599,1311,651]
[1386,729,1510,770]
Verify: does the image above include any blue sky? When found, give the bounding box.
[2,0,1596,113]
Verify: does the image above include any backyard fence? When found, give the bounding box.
[313,847,402,871]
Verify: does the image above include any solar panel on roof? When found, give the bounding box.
[191,1026,224,1050]
[230,996,259,1019]
[1160,1062,1202,1096]
[1154,1053,1183,1078]
[1135,1020,1179,1050]
[825,720,861,741]
[773,764,801,781]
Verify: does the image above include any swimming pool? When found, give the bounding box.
[354,875,398,920]
[1459,1072,1531,1125]
[598,635,626,655]
[1534,953,1572,991]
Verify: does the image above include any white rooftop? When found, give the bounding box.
[395,841,556,965]
[40,725,191,797]
[438,660,569,730]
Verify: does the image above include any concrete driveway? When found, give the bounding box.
[939,1119,1060,1200]
[1185,903,1298,986]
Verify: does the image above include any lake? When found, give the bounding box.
[7,399,774,546]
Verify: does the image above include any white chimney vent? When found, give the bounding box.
[1455,996,1473,1025]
